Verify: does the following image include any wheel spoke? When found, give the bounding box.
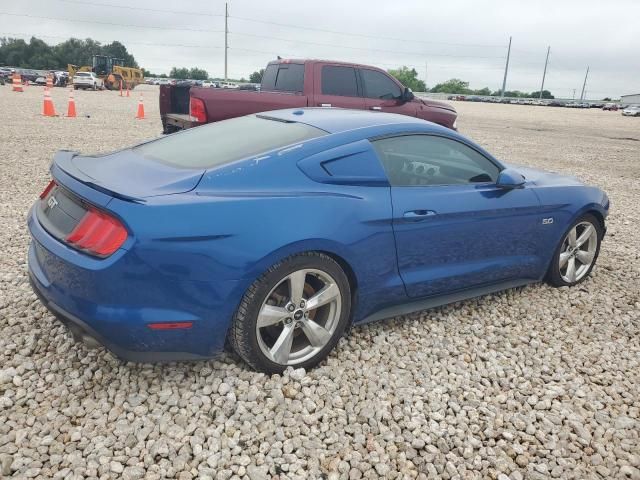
[300,319,332,348]
[576,250,595,265]
[559,251,571,269]
[566,257,577,282]
[305,283,339,311]
[257,304,289,328]
[567,227,577,247]
[270,323,295,364]
[287,270,307,304]
[576,224,595,247]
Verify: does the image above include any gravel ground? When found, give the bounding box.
[1,85,639,480]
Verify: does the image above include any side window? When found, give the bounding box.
[361,69,402,100]
[321,66,358,97]
[372,135,500,186]
[261,64,305,93]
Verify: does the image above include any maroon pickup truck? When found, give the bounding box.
[160,59,457,133]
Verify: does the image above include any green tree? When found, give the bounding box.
[170,67,190,79]
[0,36,140,71]
[387,66,426,92]
[189,67,208,80]
[473,87,491,96]
[102,41,137,67]
[430,78,471,94]
[528,90,554,99]
[249,68,265,83]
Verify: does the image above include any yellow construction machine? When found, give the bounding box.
[68,55,144,90]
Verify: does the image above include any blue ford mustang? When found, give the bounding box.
[28,108,609,372]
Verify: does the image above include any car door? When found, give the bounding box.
[372,134,542,298]
[312,64,366,109]
[360,68,417,116]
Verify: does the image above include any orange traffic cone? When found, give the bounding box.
[42,88,57,117]
[135,93,145,119]
[12,73,23,92]
[66,88,77,118]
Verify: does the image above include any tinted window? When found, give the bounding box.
[361,69,402,100]
[373,135,500,186]
[261,63,304,92]
[321,66,359,97]
[134,115,326,169]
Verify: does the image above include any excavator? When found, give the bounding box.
[68,55,144,90]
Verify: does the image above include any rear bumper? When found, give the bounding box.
[162,113,201,133]
[27,204,240,362]
[29,271,212,362]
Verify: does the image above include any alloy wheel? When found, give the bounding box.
[559,221,598,283]
[255,268,342,366]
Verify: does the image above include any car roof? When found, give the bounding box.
[259,108,450,135]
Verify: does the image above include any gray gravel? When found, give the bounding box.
[1,85,639,479]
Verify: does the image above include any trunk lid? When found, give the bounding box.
[54,149,205,201]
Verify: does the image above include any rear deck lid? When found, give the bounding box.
[56,149,206,200]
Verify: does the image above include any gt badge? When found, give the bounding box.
[47,195,58,210]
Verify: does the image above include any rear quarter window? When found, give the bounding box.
[133,115,326,169]
[261,63,305,93]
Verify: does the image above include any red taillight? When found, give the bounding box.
[190,97,206,123]
[40,180,56,199]
[66,208,127,257]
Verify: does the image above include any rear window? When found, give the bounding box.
[261,63,305,93]
[75,72,91,77]
[133,115,326,169]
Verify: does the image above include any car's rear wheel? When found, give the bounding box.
[547,214,602,287]
[229,252,351,373]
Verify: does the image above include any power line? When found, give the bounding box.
[0,31,223,49]
[54,0,223,17]
[229,31,506,59]
[230,15,505,49]
[0,12,223,33]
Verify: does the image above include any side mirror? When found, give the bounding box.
[401,87,414,102]
[496,168,526,189]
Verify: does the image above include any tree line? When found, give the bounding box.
[2,37,554,97]
[0,36,138,70]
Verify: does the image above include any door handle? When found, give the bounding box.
[403,209,436,220]
[319,103,332,107]
[370,106,382,111]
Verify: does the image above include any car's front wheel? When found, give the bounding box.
[547,214,603,287]
[229,252,351,373]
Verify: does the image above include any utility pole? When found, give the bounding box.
[539,46,550,99]
[580,66,589,101]
[424,62,428,91]
[500,36,512,98]
[224,2,228,82]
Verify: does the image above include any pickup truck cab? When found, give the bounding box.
[160,59,457,133]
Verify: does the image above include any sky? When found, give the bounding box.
[2,0,639,99]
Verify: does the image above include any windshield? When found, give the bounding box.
[134,115,327,169]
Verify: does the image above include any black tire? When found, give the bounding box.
[229,252,351,373]
[546,213,603,287]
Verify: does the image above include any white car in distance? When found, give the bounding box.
[73,72,104,90]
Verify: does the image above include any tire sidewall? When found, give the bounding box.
[548,213,603,287]
[234,253,351,373]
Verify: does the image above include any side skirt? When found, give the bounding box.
[357,278,536,325]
